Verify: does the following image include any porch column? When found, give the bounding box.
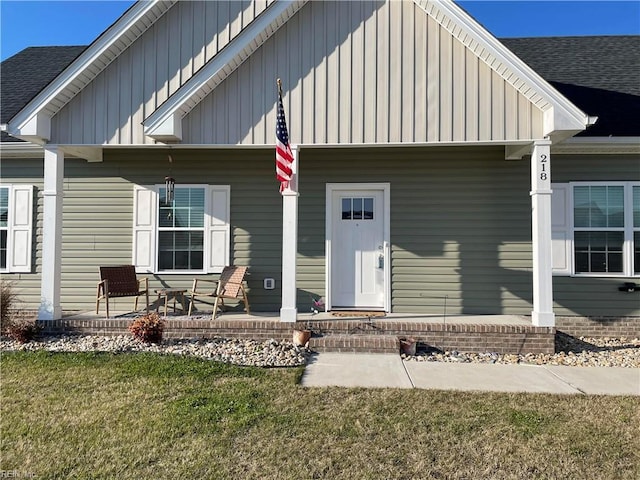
[39,146,64,320]
[530,140,555,327]
[280,145,299,322]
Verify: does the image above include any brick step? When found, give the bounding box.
[308,334,400,353]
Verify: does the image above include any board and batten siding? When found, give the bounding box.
[50,0,275,145]
[0,160,44,308]
[184,0,543,145]
[551,154,640,317]
[51,0,543,146]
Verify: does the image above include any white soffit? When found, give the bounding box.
[417,0,592,137]
[7,0,177,142]
[143,0,308,142]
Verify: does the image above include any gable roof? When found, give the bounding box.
[501,36,640,137]
[0,46,85,142]
[2,5,635,146]
[2,0,175,143]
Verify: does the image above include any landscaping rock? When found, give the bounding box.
[0,334,311,367]
[402,335,640,368]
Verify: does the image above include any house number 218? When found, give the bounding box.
[539,154,548,181]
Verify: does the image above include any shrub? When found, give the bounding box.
[4,313,41,343]
[129,313,165,343]
[1,281,19,332]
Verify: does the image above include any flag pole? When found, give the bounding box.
[276,78,299,323]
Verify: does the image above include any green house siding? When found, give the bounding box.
[301,146,534,315]
[57,149,284,313]
[551,154,640,317]
[3,148,638,318]
[0,159,44,307]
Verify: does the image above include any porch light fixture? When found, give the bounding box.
[165,154,175,203]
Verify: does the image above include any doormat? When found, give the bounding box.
[331,311,386,318]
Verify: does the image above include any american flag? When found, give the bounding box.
[275,84,294,192]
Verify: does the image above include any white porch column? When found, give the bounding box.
[38,146,64,320]
[530,140,555,327]
[280,146,299,322]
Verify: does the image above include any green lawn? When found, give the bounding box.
[1,351,638,479]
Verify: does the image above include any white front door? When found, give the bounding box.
[329,187,387,309]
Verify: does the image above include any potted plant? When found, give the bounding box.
[292,327,312,346]
[399,337,417,356]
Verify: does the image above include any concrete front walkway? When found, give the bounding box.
[302,353,640,396]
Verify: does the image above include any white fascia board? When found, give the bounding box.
[144,0,308,141]
[7,0,176,141]
[420,0,590,137]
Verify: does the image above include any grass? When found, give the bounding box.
[1,351,639,479]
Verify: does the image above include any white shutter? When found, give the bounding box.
[132,185,157,273]
[8,185,33,272]
[551,183,572,276]
[207,186,230,273]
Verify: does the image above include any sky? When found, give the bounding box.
[1,0,639,61]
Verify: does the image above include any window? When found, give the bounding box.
[133,185,230,274]
[158,187,205,271]
[0,187,8,270]
[0,185,34,273]
[552,182,639,277]
[341,197,374,220]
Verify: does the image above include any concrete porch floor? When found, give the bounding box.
[63,309,533,326]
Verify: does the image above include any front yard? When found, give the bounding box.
[1,351,638,479]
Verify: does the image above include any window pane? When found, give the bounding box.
[159,187,205,229]
[353,198,363,220]
[0,230,6,269]
[634,186,640,228]
[158,207,173,227]
[573,186,590,227]
[189,189,205,228]
[173,208,190,228]
[363,198,374,220]
[574,231,624,273]
[606,186,624,227]
[635,231,640,275]
[174,188,190,208]
[0,188,8,228]
[158,231,204,270]
[589,186,607,227]
[342,198,351,220]
[574,185,625,228]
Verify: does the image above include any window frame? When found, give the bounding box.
[559,181,639,278]
[0,184,34,274]
[132,184,230,275]
[0,186,8,272]
[156,185,207,273]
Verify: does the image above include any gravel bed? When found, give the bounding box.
[402,334,640,368]
[0,335,311,367]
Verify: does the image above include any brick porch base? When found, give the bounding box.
[41,316,555,354]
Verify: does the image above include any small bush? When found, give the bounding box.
[129,313,165,343]
[5,314,41,343]
[1,281,19,332]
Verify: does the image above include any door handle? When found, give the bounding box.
[378,254,384,269]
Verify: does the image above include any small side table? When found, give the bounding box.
[155,288,187,316]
